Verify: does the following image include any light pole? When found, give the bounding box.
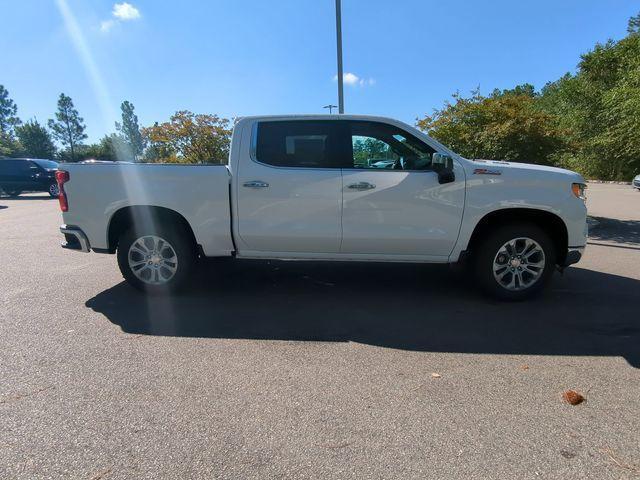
[335,0,344,114]
[323,104,338,114]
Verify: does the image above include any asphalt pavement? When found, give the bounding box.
[1,183,639,479]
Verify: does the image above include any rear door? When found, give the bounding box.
[235,120,344,254]
[339,120,465,257]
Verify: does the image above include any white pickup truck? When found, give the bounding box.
[57,115,587,300]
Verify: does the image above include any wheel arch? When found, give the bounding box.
[466,208,569,265]
[107,205,198,253]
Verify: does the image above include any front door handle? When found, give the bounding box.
[347,181,376,191]
[243,180,269,188]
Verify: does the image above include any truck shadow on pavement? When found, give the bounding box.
[86,259,640,368]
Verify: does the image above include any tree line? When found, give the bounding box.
[417,12,640,180]
[0,90,232,164]
[1,12,638,178]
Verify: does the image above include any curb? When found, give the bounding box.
[586,180,632,185]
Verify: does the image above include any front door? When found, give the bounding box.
[235,120,344,254]
[339,120,465,257]
[23,161,43,191]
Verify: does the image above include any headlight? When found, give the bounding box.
[572,183,587,201]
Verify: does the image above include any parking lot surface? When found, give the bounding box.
[1,183,639,479]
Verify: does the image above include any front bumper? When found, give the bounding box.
[562,246,585,267]
[60,225,90,253]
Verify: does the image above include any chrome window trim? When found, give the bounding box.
[248,119,443,174]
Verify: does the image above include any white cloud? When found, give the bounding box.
[333,72,376,87]
[100,2,140,33]
[343,72,359,85]
[113,2,140,21]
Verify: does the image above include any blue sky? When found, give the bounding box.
[2,0,638,143]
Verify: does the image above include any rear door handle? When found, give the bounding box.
[347,181,376,191]
[243,180,269,188]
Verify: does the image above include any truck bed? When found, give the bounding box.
[60,163,234,256]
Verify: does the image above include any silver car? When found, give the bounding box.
[634,174,640,190]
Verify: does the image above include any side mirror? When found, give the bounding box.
[432,153,455,184]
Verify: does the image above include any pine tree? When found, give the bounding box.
[48,93,87,162]
[0,85,21,136]
[115,100,144,161]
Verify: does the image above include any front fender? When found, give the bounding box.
[450,172,587,261]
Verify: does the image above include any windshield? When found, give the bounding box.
[31,159,59,169]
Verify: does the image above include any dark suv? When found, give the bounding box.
[0,158,60,197]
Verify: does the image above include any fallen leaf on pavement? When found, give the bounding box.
[562,390,585,405]
[431,373,441,378]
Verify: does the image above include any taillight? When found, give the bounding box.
[55,170,70,212]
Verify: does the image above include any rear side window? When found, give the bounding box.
[0,160,27,174]
[255,121,340,168]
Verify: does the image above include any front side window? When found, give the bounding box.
[255,121,340,168]
[347,121,436,171]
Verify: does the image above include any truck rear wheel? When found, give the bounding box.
[474,223,556,300]
[116,224,196,294]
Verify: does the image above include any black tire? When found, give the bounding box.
[116,223,196,294]
[48,183,59,198]
[474,223,556,301]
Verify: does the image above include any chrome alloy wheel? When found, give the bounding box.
[492,237,546,291]
[49,183,59,196]
[128,235,178,285]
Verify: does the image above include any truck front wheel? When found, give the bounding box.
[117,225,196,294]
[474,223,556,300]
